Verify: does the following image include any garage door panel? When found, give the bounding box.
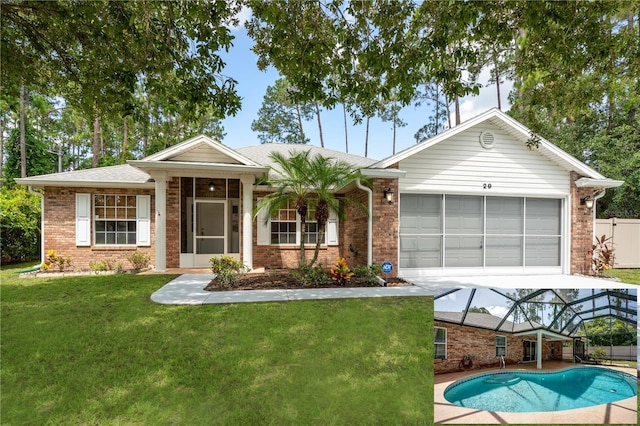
[526,236,561,266]
[445,236,483,267]
[486,236,523,266]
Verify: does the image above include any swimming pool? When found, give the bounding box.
[444,367,638,413]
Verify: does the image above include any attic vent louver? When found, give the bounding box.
[479,131,495,149]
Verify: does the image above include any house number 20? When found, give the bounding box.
[483,183,492,189]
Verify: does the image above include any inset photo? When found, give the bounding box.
[433,288,638,424]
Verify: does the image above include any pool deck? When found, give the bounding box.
[434,361,638,424]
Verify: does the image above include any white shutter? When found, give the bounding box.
[136,195,151,246]
[76,193,91,246]
[327,209,339,245]
[256,198,270,246]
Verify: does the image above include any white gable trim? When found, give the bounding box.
[142,134,261,166]
[373,109,608,181]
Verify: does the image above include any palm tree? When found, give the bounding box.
[255,150,315,267]
[255,149,369,269]
[307,155,368,267]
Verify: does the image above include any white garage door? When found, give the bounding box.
[399,195,562,272]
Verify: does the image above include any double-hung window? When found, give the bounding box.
[94,195,137,245]
[496,335,507,357]
[435,327,447,360]
[270,201,297,244]
[258,199,336,246]
[75,193,151,247]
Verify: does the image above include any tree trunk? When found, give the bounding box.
[0,112,5,187]
[365,116,370,157]
[495,60,502,110]
[343,104,349,153]
[295,104,305,143]
[434,84,440,135]
[392,106,397,155]
[446,95,452,129]
[455,96,461,126]
[122,115,129,162]
[92,113,100,168]
[314,101,324,147]
[20,82,27,178]
[143,94,149,156]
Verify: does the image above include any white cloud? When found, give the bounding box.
[227,5,252,31]
[487,305,509,317]
[454,67,514,122]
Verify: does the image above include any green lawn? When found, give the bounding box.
[609,269,640,285]
[1,263,432,425]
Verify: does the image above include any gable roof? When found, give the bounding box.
[237,144,377,169]
[143,134,260,166]
[372,108,623,188]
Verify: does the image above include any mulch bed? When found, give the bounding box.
[204,269,409,292]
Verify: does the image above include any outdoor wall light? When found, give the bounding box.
[208,181,216,192]
[384,187,394,204]
[580,196,594,209]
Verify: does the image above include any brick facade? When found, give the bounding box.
[40,169,595,275]
[434,321,564,374]
[43,187,155,271]
[570,172,595,275]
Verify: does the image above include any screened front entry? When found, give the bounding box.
[179,177,240,268]
[399,195,563,273]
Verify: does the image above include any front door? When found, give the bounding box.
[194,200,226,267]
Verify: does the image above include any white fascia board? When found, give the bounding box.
[575,178,624,189]
[360,168,407,178]
[142,135,261,166]
[129,160,268,175]
[14,179,154,189]
[513,328,572,340]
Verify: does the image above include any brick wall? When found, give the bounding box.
[371,176,399,277]
[43,187,155,271]
[341,187,369,269]
[434,321,563,374]
[252,192,340,269]
[570,172,595,275]
[166,177,180,268]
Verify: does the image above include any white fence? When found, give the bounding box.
[595,218,640,268]
[563,346,637,361]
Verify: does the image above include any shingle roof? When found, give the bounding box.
[15,164,152,187]
[434,311,545,333]
[236,144,378,170]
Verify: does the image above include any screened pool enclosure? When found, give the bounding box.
[435,288,637,369]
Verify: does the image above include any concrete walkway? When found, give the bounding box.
[150,273,637,305]
[150,274,435,305]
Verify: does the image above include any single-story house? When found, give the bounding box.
[434,311,567,374]
[16,108,623,275]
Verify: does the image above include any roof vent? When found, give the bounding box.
[479,131,495,149]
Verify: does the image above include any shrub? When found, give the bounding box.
[353,264,382,285]
[210,256,247,287]
[592,234,615,276]
[127,251,150,271]
[41,250,72,272]
[292,264,330,287]
[89,261,108,271]
[330,257,354,286]
[89,260,124,272]
[590,346,608,363]
[0,187,41,264]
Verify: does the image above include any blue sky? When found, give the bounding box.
[219,16,513,161]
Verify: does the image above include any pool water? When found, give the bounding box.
[444,367,638,412]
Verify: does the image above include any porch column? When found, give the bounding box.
[240,174,254,270]
[536,331,543,369]
[151,171,167,272]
